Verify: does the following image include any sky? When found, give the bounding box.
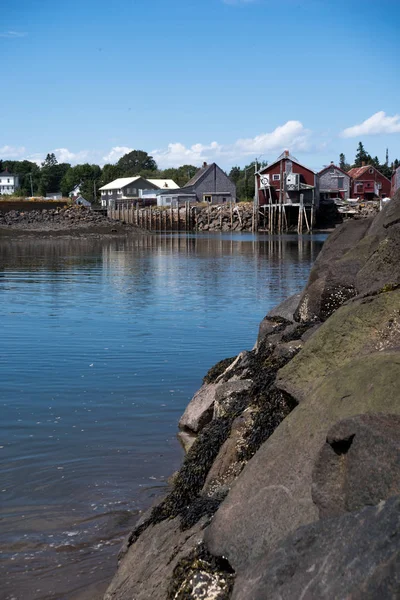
[1,0,400,171]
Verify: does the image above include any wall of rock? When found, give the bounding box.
[104,193,400,600]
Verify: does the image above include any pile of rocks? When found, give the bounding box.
[195,204,255,232]
[105,193,400,600]
[0,205,142,234]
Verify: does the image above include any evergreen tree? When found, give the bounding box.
[339,153,351,171]
[353,142,371,167]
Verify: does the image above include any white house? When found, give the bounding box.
[99,177,179,207]
[0,170,19,195]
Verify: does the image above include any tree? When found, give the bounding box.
[42,152,58,168]
[39,162,70,196]
[353,142,371,167]
[161,165,198,187]
[339,153,350,172]
[60,163,102,202]
[116,150,157,175]
[229,166,241,184]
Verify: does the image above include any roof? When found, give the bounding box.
[318,164,350,177]
[259,152,316,175]
[347,165,391,183]
[0,171,16,177]
[99,176,141,191]
[185,163,215,187]
[147,179,179,189]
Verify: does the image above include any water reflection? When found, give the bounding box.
[0,232,326,600]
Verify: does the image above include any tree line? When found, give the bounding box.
[339,142,399,179]
[1,142,398,203]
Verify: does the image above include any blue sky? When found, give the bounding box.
[1,0,399,171]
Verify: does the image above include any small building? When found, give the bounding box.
[157,162,236,206]
[318,162,351,201]
[391,166,400,197]
[0,170,19,195]
[74,195,91,207]
[45,192,63,200]
[257,151,318,207]
[348,164,391,200]
[99,177,179,207]
[99,177,160,207]
[69,183,82,199]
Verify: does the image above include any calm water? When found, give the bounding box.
[0,233,326,600]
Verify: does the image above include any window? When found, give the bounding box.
[369,168,374,174]
[377,182,382,189]
[101,190,106,195]
[118,189,122,194]
[132,188,137,194]
[222,197,226,203]
[204,195,212,203]
[330,168,335,174]
[272,174,280,181]
[108,190,113,195]
[7,178,10,183]
[337,177,344,189]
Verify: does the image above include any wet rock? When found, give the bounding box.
[312,413,400,518]
[203,409,254,495]
[213,380,253,419]
[104,517,207,600]
[276,289,400,403]
[179,384,218,434]
[205,351,400,573]
[266,292,301,322]
[232,496,400,600]
[177,430,197,454]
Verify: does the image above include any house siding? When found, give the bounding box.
[191,164,236,204]
[0,173,19,195]
[318,166,351,200]
[349,167,391,200]
[101,178,159,206]
[257,159,317,206]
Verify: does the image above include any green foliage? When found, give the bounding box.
[60,163,102,202]
[162,165,198,187]
[339,153,351,172]
[116,149,157,175]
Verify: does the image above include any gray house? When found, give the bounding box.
[99,176,160,207]
[157,162,236,206]
[318,162,351,201]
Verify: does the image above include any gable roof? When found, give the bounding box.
[99,176,141,191]
[0,171,16,177]
[185,163,215,187]
[347,165,391,182]
[259,152,316,175]
[147,179,179,189]
[318,164,350,177]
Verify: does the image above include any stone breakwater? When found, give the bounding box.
[104,193,400,600]
[0,205,143,235]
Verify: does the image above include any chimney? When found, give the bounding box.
[361,161,366,167]
[203,162,207,168]
[284,150,289,157]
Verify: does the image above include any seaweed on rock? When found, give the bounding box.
[203,356,237,384]
[168,543,235,600]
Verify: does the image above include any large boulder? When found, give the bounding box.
[294,201,400,322]
[312,413,400,518]
[104,517,207,600]
[266,292,301,321]
[205,350,400,573]
[232,496,400,600]
[277,289,400,403]
[179,383,218,433]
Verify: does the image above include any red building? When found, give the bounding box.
[348,164,391,200]
[257,151,317,207]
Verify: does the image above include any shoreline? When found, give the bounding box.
[104,196,400,599]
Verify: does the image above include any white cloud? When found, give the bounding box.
[53,148,89,163]
[102,146,134,164]
[0,145,26,158]
[150,121,310,168]
[0,31,26,38]
[341,111,400,138]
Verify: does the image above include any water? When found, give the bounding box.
[0,232,326,599]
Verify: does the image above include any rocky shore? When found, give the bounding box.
[104,194,400,600]
[0,205,144,236]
